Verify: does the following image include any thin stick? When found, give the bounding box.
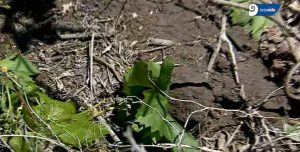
[225,122,243,148]
[221,28,240,84]
[177,109,208,147]
[58,33,111,39]
[205,15,227,78]
[255,86,284,107]
[89,33,95,99]
[240,84,246,100]
[0,137,14,152]
[93,56,122,82]
[98,116,122,143]
[206,15,240,84]
[135,46,171,54]
[147,38,175,46]
[109,143,221,152]
[124,127,147,152]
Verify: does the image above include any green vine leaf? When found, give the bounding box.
[123,61,154,96]
[123,58,200,151]
[33,92,77,122]
[229,0,274,40]
[0,54,108,149]
[50,111,108,148]
[9,136,31,152]
[12,54,40,76]
[283,123,300,142]
[28,92,108,148]
[157,59,174,91]
[135,90,171,139]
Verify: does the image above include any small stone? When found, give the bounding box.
[277,41,289,55]
[216,55,230,72]
[241,43,252,51]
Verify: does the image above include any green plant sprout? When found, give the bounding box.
[122,58,200,152]
[0,54,108,151]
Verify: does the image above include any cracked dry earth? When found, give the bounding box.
[115,0,291,141]
[0,0,299,151]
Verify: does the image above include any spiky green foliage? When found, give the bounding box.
[123,59,200,152]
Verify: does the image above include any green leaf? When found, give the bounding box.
[136,90,169,118]
[12,54,40,76]
[230,8,251,26]
[123,59,173,96]
[136,112,173,140]
[0,53,108,149]
[123,67,134,95]
[168,115,199,152]
[123,61,154,96]
[251,16,266,33]
[148,62,161,79]
[123,59,199,151]
[51,111,108,148]
[157,58,174,91]
[23,92,77,131]
[9,136,31,152]
[28,92,108,148]
[229,0,273,40]
[135,90,171,139]
[136,113,200,151]
[127,61,154,88]
[33,92,77,122]
[0,54,39,76]
[0,58,16,70]
[284,123,300,142]
[252,28,264,40]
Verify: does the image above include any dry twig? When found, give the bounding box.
[225,122,243,149]
[89,33,95,99]
[109,143,221,152]
[58,33,111,40]
[123,127,147,152]
[206,15,241,84]
[254,86,284,107]
[147,38,176,46]
[93,56,122,82]
[135,46,171,54]
[221,27,240,84]
[205,15,227,78]
[98,116,122,143]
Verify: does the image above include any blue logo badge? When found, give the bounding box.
[249,4,281,16]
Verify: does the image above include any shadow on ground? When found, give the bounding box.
[0,0,58,52]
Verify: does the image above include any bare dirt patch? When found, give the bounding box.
[97,0,292,150]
